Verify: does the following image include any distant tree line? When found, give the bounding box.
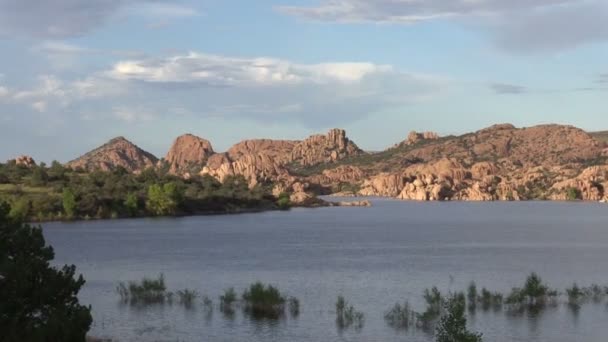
[0,161,278,221]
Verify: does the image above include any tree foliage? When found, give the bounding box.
[435,295,483,342]
[0,202,92,341]
[0,162,274,221]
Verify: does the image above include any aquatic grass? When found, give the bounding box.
[116,274,169,305]
[335,296,365,330]
[384,301,416,330]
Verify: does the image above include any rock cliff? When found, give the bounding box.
[165,134,214,174]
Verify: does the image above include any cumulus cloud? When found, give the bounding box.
[490,83,527,95]
[1,52,446,128]
[0,0,199,38]
[107,52,394,85]
[100,52,446,126]
[278,0,608,52]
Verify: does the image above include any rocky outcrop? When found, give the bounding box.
[359,173,405,197]
[199,128,362,188]
[227,139,296,165]
[308,165,366,187]
[13,155,36,168]
[165,134,214,174]
[291,129,362,166]
[201,153,290,187]
[66,137,158,172]
[399,131,440,147]
[550,166,608,201]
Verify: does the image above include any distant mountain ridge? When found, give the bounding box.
[58,124,608,202]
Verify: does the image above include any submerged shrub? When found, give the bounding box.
[479,288,503,310]
[418,287,444,329]
[385,301,416,330]
[288,297,300,317]
[177,289,199,308]
[335,296,365,330]
[467,282,477,311]
[435,295,483,342]
[505,273,558,311]
[220,287,237,307]
[242,282,287,319]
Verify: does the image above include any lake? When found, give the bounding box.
[42,199,608,342]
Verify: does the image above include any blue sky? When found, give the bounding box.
[0,0,607,162]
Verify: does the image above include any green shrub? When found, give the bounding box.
[435,295,483,342]
[276,192,291,210]
[177,289,199,308]
[242,282,287,318]
[418,287,444,328]
[565,187,581,201]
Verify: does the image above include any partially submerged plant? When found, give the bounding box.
[418,287,444,329]
[335,295,365,330]
[242,282,287,319]
[384,301,416,330]
[177,289,198,308]
[116,274,169,305]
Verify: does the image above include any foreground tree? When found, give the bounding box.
[436,295,483,342]
[0,202,92,341]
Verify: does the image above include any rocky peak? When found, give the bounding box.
[405,131,440,145]
[291,128,362,166]
[66,136,158,172]
[165,134,214,174]
[13,155,36,168]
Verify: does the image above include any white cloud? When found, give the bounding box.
[0,52,447,128]
[0,86,9,98]
[108,52,394,86]
[278,0,608,52]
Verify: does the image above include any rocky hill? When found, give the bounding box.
[299,124,608,201]
[62,124,608,203]
[164,134,214,174]
[66,137,158,172]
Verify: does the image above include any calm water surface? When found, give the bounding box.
[42,199,608,342]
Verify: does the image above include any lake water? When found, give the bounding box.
[42,199,608,342]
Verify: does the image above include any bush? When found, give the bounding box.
[335,295,364,330]
[276,192,291,210]
[0,202,92,341]
[435,295,483,342]
[288,297,300,317]
[220,287,237,306]
[565,187,581,201]
[418,287,444,328]
[177,289,199,308]
[242,282,287,318]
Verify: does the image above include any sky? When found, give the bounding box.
[0,0,607,163]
